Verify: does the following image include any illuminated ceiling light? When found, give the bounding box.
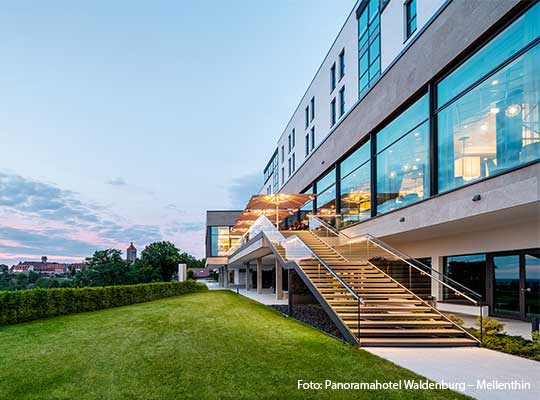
[480,124,488,131]
[491,79,499,85]
[464,125,469,129]
[389,171,397,178]
[490,107,500,114]
[415,158,421,162]
[414,132,420,137]
[505,104,522,118]
[403,165,410,171]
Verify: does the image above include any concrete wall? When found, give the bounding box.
[342,163,540,241]
[380,0,446,71]
[280,0,521,194]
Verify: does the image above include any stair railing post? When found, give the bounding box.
[480,304,483,344]
[357,297,361,345]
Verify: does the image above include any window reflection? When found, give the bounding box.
[377,121,429,214]
[210,226,232,256]
[316,185,336,215]
[444,254,487,303]
[340,161,371,226]
[438,44,540,192]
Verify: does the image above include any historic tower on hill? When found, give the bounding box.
[126,242,137,262]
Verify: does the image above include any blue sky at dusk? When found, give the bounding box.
[0,0,352,264]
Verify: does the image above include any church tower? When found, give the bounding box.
[126,242,137,262]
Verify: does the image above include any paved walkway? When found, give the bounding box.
[203,280,288,305]
[366,346,540,400]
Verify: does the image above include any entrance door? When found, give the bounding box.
[490,250,540,320]
[492,254,521,318]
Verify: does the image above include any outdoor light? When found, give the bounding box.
[491,79,499,85]
[480,124,488,131]
[399,217,405,222]
[489,107,500,114]
[505,103,521,117]
[472,194,482,202]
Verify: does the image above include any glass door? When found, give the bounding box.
[524,252,540,319]
[490,250,540,320]
[492,255,521,318]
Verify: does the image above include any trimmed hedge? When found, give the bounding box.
[0,281,207,326]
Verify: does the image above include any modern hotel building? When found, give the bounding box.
[206,0,539,345]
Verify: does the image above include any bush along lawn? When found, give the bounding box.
[0,280,207,326]
[0,290,472,400]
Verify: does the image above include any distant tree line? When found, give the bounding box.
[0,241,206,291]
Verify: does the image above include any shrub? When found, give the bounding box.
[0,281,207,326]
[447,314,464,327]
[476,316,505,335]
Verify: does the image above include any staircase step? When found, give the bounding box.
[333,305,431,312]
[340,313,442,319]
[358,328,466,336]
[357,337,478,347]
[351,320,453,327]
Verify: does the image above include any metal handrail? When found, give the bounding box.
[364,234,483,305]
[309,215,351,240]
[309,215,483,305]
[265,231,363,304]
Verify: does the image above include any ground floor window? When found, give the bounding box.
[443,254,487,303]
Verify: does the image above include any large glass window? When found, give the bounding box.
[358,0,380,95]
[340,140,371,226]
[437,3,539,107]
[438,44,540,192]
[340,161,370,226]
[210,226,231,256]
[444,254,487,303]
[376,94,430,214]
[316,167,336,216]
[316,185,336,216]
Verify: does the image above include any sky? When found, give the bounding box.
[0,0,353,265]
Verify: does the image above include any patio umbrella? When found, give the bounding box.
[243,193,315,228]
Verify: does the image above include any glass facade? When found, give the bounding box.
[340,160,371,226]
[316,167,336,215]
[376,95,430,214]
[358,0,380,95]
[438,43,540,192]
[209,226,232,256]
[444,254,487,302]
[437,3,539,107]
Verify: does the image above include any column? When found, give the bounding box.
[245,263,250,291]
[257,258,263,294]
[276,260,283,300]
[224,266,229,288]
[431,255,444,303]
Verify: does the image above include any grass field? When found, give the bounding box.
[0,290,470,399]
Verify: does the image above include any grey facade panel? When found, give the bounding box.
[206,210,242,227]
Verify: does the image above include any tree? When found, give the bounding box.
[178,253,205,269]
[74,249,132,287]
[139,241,181,281]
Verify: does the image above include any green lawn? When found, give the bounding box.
[0,290,470,399]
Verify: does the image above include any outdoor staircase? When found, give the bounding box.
[287,231,479,347]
